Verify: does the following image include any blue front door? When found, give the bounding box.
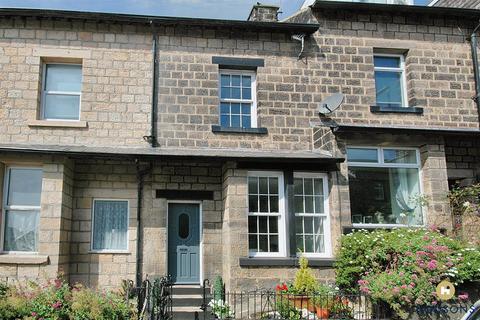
[168,203,200,284]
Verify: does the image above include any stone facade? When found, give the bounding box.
[0,3,479,291]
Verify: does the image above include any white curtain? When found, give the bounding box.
[4,210,39,252]
[93,201,128,250]
[390,168,421,225]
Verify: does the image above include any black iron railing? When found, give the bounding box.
[203,289,391,320]
[125,276,173,320]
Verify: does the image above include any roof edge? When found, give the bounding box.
[0,7,319,34]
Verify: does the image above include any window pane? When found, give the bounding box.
[269,178,278,195]
[314,178,323,196]
[374,56,400,68]
[92,200,128,250]
[220,115,229,127]
[242,75,251,87]
[269,196,279,212]
[221,74,230,86]
[7,168,42,206]
[249,235,257,251]
[241,103,251,115]
[258,216,268,233]
[296,235,304,252]
[221,87,230,99]
[44,94,80,120]
[248,177,258,194]
[249,195,258,213]
[304,235,314,252]
[270,235,278,252]
[248,216,257,233]
[314,196,324,214]
[305,196,314,213]
[231,87,241,99]
[4,210,39,252]
[220,102,230,114]
[231,75,241,86]
[178,213,189,239]
[231,103,240,114]
[259,195,269,212]
[45,64,82,92]
[347,148,378,163]
[259,235,268,252]
[375,71,403,107]
[314,234,324,253]
[348,167,422,225]
[294,195,304,214]
[231,115,240,127]
[304,216,313,234]
[304,179,313,195]
[269,216,278,233]
[259,177,268,194]
[242,116,251,129]
[242,88,251,100]
[384,149,417,164]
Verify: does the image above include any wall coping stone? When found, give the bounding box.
[0,254,49,265]
[239,257,335,267]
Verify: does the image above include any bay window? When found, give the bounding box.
[2,167,43,252]
[247,172,285,257]
[347,147,423,226]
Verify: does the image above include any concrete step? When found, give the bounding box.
[172,294,204,307]
[170,285,205,295]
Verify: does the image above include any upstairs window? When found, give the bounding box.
[2,167,43,252]
[220,71,257,129]
[41,63,82,121]
[374,54,407,108]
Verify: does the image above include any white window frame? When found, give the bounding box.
[373,53,408,108]
[219,69,257,128]
[41,62,82,121]
[247,171,286,258]
[90,198,130,253]
[294,172,332,258]
[1,166,42,254]
[347,146,424,228]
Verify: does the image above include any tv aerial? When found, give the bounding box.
[317,93,345,115]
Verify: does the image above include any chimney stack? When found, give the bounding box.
[247,2,280,22]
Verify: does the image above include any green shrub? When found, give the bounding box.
[0,285,30,320]
[293,257,318,294]
[213,275,224,301]
[335,227,480,319]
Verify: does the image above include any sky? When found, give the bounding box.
[0,0,432,21]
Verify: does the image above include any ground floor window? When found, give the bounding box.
[347,147,423,226]
[91,199,129,251]
[247,172,285,257]
[294,173,330,256]
[247,171,331,258]
[2,167,43,252]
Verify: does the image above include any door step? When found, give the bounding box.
[169,285,211,320]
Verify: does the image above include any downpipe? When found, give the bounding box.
[468,22,480,119]
[143,23,159,147]
[135,159,152,287]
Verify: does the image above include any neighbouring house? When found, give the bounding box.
[0,0,479,295]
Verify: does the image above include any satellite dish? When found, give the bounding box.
[317,93,345,115]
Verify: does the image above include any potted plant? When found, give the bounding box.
[288,256,318,312]
[312,283,335,319]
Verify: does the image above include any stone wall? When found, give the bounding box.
[445,136,480,186]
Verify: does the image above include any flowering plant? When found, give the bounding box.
[336,227,480,319]
[209,299,234,319]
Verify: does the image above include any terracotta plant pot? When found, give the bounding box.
[288,295,315,312]
[315,307,330,319]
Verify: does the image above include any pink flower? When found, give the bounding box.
[431,300,438,306]
[401,285,407,289]
[54,278,62,288]
[358,279,369,286]
[412,274,418,280]
[31,312,37,317]
[409,283,415,288]
[52,300,62,309]
[427,260,437,270]
[360,287,371,294]
[458,293,469,301]
[392,287,400,294]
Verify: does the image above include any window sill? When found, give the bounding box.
[239,257,335,267]
[28,120,88,128]
[370,106,423,114]
[211,125,268,134]
[89,250,130,254]
[0,254,49,265]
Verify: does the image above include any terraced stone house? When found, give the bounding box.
[0,0,479,293]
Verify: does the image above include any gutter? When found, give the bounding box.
[468,22,480,119]
[143,24,159,147]
[135,159,152,287]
